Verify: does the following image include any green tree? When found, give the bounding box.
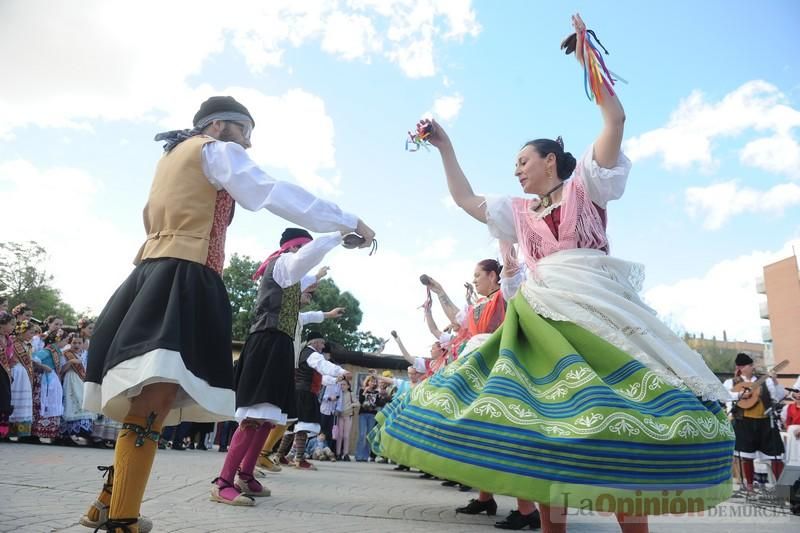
[222,253,260,341]
[302,278,364,349]
[0,241,77,323]
[353,330,388,353]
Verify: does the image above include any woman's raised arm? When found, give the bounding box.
[570,13,626,168]
[422,118,487,223]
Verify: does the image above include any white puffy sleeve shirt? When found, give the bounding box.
[271,233,343,289]
[201,141,359,232]
[484,144,632,244]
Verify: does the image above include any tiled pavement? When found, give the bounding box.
[1,442,797,532]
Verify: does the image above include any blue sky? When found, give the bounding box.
[1,0,798,356]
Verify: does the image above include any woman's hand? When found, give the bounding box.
[571,13,586,67]
[418,118,451,151]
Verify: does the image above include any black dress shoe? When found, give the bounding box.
[441,480,458,487]
[458,484,472,492]
[456,498,498,516]
[494,509,541,530]
[393,465,411,471]
[419,472,435,479]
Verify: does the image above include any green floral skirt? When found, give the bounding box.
[373,294,733,513]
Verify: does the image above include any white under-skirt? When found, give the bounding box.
[8,364,32,422]
[234,402,288,425]
[39,372,64,418]
[84,348,235,426]
[62,370,95,422]
[521,248,728,401]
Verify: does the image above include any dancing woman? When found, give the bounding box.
[422,258,521,358]
[376,14,732,533]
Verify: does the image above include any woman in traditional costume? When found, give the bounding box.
[60,333,95,443]
[0,312,16,438]
[8,320,34,439]
[30,328,66,442]
[781,391,800,466]
[422,258,521,359]
[375,14,732,533]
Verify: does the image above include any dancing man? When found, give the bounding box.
[213,228,353,504]
[272,330,349,470]
[82,95,374,532]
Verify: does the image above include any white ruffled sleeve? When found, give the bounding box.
[202,141,358,231]
[577,145,632,208]
[484,195,518,243]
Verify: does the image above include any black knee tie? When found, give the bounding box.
[120,412,160,447]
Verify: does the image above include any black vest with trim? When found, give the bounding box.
[249,259,300,337]
[295,346,316,390]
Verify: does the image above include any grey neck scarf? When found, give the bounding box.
[154,111,253,152]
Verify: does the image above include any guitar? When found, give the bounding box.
[732,359,789,410]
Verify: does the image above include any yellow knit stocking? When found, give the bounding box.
[107,414,162,533]
[260,423,286,456]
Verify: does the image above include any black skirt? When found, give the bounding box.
[86,258,234,394]
[295,390,321,424]
[0,369,12,419]
[733,417,785,457]
[234,329,296,414]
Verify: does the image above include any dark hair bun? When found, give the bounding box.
[557,152,577,180]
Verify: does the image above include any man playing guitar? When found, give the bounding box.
[723,352,786,492]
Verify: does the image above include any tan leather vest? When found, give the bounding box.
[133,136,218,265]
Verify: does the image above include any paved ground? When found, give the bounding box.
[1,441,798,532]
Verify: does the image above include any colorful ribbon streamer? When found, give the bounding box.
[580,29,622,104]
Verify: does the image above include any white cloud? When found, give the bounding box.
[740,133,800,179]
[441,194,457,209]
[624,81,800,172]
[321,12,382,61]
[418,237,458,260]
[685,181,800,230]
[0,0,480,137]
[432,93,464,121]
[0,160,140,314]
[644,238,800,343]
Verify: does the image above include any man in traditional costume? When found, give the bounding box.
[272,330,349,470]
[723,352,785,492]
[212,228,350,503]
[81,96,374,531]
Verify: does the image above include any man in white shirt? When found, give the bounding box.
[273,331,349,470]
[722,352,785,492]
[81,95,375,530]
